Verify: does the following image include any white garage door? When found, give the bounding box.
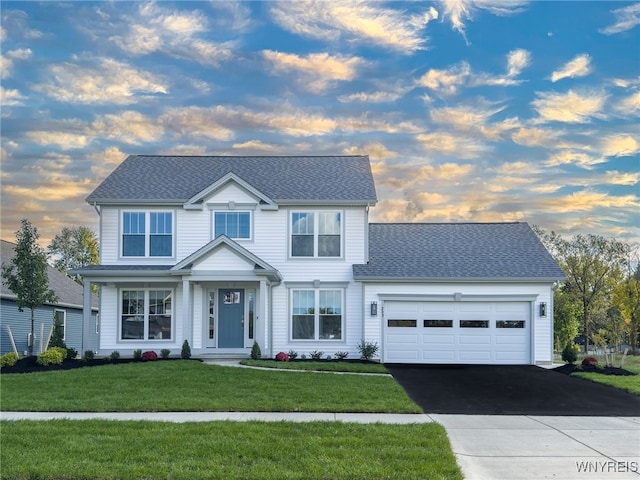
[383,301,531,364]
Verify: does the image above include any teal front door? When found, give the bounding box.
[218,289,244,348]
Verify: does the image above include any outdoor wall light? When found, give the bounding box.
[539,302,547,317]
[370,301,378,316]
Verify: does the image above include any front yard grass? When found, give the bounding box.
[571,354,640,395]
[0,420,462,480]
[0,360,421,413]
[241,359,388,374]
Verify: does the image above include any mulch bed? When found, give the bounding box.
[1,356,194,374]
[553,363,636,376]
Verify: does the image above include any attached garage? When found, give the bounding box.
[353,223,566,365]
[383,300,531,364]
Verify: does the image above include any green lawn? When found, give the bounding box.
[241,359,388,374]
[0,360,421,413]
[571,354,640,395]
[0,420,462,480]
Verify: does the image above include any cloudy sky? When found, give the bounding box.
[1,1,638,247]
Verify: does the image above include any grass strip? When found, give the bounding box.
[1,420,462,480]
[240,359,388,374]
[1,361,421,413]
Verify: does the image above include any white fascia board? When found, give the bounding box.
[353,276,563,284]
[184,173,276,210]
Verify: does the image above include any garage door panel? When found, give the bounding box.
[387,350,419,361]
[384,301,531,365]
[459,351,492,361]
[459,335,491,345]
[422,334,454,345]
[386,333,418,345]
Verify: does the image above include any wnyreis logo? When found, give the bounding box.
[575,460,638,474]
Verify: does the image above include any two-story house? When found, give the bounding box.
[75,155,564,365]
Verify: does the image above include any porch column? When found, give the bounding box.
[182,279,191,346]
[82,280,93,355]
[259,279,270,357]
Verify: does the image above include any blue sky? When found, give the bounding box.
[1,1,638,246]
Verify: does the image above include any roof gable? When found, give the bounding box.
[184,172,276,210]
[353,223,565,281]
[87,155,378,206]
[172,236,282,282]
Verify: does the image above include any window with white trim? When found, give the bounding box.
[122,211,173,257]
[291,289,343,340]
[291,211,341,257]
[121,289,173,340]
[214,211,251,239]
[54,309,66,341]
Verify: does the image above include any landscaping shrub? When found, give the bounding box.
[1,352,18,368]
[275,352,289,362]
[334,351,349,360]
[66,347,78,359]
[37,347,67,366]
[287,350,298,360]
[250,341,261,360]
[160,349,171,359]
[133,349,142,361]
[141,351,158,362]
[358,339,379,361]
[83,350,94,361]
[582,356,598,367]
[561,343,579,364]
[309,350,324,360]
[181,340,191,359]
[109,351,120,361]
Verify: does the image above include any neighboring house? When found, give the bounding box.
[74,155,564,365]
[1,239,99,356]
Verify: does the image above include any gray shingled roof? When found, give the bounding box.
[1,240,99,309]
[353,223,565,281]
[87,155,378,205]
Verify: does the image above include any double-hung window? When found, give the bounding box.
[214,212,251,239]
[122,211,173,257]
[291,289,343,340]
[291,211,341,257]
[121,289,173,340]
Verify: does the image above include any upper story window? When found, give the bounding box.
[291,211,341,257]
[122,211,173,257]
[214,212,251,239]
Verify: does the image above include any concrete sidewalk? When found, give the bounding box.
[2,411,638,479]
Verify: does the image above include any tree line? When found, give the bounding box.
[534,227,639,355]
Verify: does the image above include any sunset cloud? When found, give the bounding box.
[551,54,592,82]
[441,0,528,41]
[269,1,438,53]
[600,2,640,35]
[531,90,607,123]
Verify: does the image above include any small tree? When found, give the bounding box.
[48,226,99,282]
[49,314,66,349]
[1,220,57,356]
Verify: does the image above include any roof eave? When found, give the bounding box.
[353,276,564,283]
[86,198,186,206]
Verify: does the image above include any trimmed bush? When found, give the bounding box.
[181,340,191,359]
[141,351,158,362]
[109,351,120,361]
[160,349,171,359]
[66,347,78,359]
[561,343,579,364]
[287,350,298,360]
[275,352,289,362]
[358,339,379,361]
[250,341,261,360]
[1,352,18,368]
[37,347,67,366]
[83,350,94,361]
[133,349,143,361]
[582,356,598,367]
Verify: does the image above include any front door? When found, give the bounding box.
[218,289,244,348]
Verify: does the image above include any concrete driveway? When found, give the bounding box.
[434,414,640,480]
